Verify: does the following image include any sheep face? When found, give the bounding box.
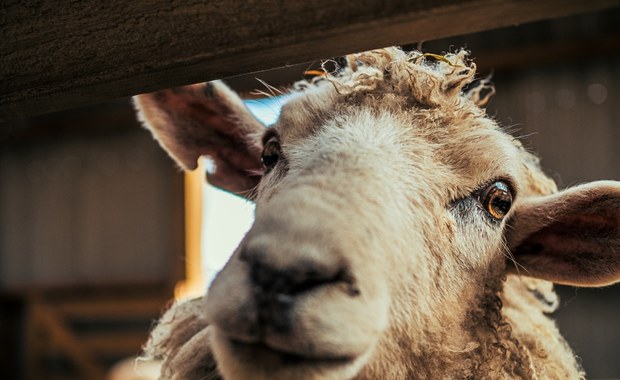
[206,89,529,380]
[135,48,620,379]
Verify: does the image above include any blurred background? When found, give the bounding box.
[1,7,619,380]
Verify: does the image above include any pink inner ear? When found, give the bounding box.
[513,212,620,286]
[136,81,265,197]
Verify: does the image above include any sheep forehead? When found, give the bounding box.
[275,48,480,145]
[276,97,524,201]
[273,48,554,198]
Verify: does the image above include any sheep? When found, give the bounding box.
[134,47,620,380]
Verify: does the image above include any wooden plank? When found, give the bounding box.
[1,0,619,120]
[81,332,149,357]
[23,301,42,380]
[54,298,166,319]
[32,300,107,380]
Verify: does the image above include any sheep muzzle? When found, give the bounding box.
[205,184,391,379]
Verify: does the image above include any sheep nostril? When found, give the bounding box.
[275,293,294,306]
[249,259,352,300]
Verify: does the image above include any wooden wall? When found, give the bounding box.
[0,102,184,288]
[491,60,620,185]
[0,101,184,379]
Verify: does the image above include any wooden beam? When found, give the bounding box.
[1,0,619,120]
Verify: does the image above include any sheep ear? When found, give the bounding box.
[506,181,620,287]
[134,81,265,197]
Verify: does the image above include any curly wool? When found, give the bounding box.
[319,48,489,109]
[144,297,220,380]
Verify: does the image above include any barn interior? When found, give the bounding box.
[1,3,619,379]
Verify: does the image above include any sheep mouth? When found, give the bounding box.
[229,339,356,366]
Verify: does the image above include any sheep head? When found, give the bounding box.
[135,47,620,379]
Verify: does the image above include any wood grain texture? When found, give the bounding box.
[1,0,619,120]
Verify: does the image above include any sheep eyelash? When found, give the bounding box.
[449,177,517,225]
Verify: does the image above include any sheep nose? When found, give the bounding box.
[241,257,347,334]
[250,260,343,301]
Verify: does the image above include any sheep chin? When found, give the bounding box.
[210,327,372,380]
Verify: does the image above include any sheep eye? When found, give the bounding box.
[479,181,513,221]
[261,138,281,172]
